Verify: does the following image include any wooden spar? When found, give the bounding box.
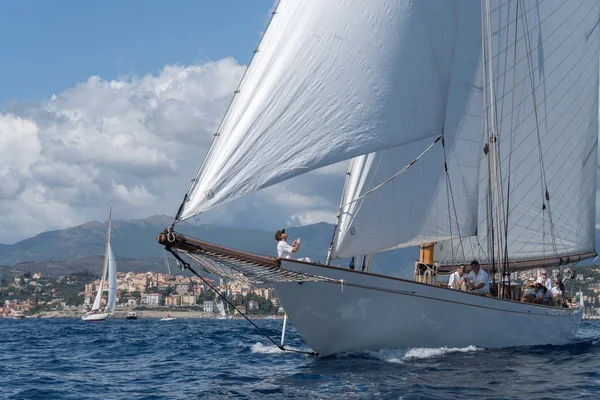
[419,243,435,265]
[157,230,279,268]
[436,250,597,274]
[416,243,435,284]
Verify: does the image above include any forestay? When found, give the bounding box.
[437,0,599,265]
[179,0,462,220]
[331,1,484,258]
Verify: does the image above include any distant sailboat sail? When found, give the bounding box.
[83,204,117,321]
[90,260,106,312]
[107,243,117,315]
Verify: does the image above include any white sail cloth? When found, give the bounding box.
[107,243,117,314]
[180,0,462,220]
[331,0,483,258]
[91,259,106,312]
[436,0,600,264]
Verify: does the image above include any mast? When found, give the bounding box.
[416,243,435,284]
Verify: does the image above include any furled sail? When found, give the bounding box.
[179,0,463,220]
[437,0,599,266]
[106,243,117,314]
[330,0,484,258]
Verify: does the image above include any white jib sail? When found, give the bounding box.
[331,0,484,258]
[180,0,463,220]
[91,256,107,311]
[106,242,117,314]
[437,0,599,265]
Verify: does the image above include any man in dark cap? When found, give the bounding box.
[275,229,300,259]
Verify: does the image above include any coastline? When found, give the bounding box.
[4,310,284,320]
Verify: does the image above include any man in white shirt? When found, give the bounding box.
[467,260,489,295]
[536,270,552,290]
[448,265,468,291]
[275,229,311,262]
[275,229,299,258]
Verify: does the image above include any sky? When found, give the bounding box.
[0,0,346,243]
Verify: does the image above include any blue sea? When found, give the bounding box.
[0,318,599,399]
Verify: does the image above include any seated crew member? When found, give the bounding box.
[448,264,468,291]
[467,260,489,295]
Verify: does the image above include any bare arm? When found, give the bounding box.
[292,238,301,252]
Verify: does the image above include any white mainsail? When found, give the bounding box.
[88,204,115,314]
[436,0,599,266]
[106,242,117,314]
[179,0,463,220]
[330,1,484,259]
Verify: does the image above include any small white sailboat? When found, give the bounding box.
[160,313,176,321]
[158,1,598,355]
[126,311,138,320]
[82,205,117,322]
[12,311,25,320]
[215,299,233,319]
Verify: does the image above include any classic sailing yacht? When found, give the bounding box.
[82,205,117,322]
[158,0,599,355]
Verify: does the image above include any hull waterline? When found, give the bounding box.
[275,260,582,356]
[82,312,108,322]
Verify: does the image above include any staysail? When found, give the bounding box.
[179,0,463,220]
[436,0,599,266]
[330,0,484,259]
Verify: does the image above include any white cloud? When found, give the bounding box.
[0,58,345,243]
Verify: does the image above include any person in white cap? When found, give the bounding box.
[535,270,552,290]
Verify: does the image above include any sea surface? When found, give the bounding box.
[0,318,599,399]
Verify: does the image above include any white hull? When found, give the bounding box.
[274,260,582,356]
[82,312,108,322]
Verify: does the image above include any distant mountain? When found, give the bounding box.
[0,216,418,278]
[5,215,595,279]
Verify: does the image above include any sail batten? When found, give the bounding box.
[180,0,463,220]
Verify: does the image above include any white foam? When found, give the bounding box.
[250,342,311,355]
[402,345,482,360]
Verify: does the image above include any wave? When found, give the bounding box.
[250,342,313,355]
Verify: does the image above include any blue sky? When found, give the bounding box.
[0,0,273,104]
[0,0,345,243]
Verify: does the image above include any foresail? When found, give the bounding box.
[438,0,599,266]
[91,256,107,311]
[106,242,117,314]
[180,0,462,220]
[331,0,483,258]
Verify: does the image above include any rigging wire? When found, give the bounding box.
[337,135,442,210]
[167,248,319,357]
[441,134,466,264]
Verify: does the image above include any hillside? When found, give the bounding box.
[0,217,418,278]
